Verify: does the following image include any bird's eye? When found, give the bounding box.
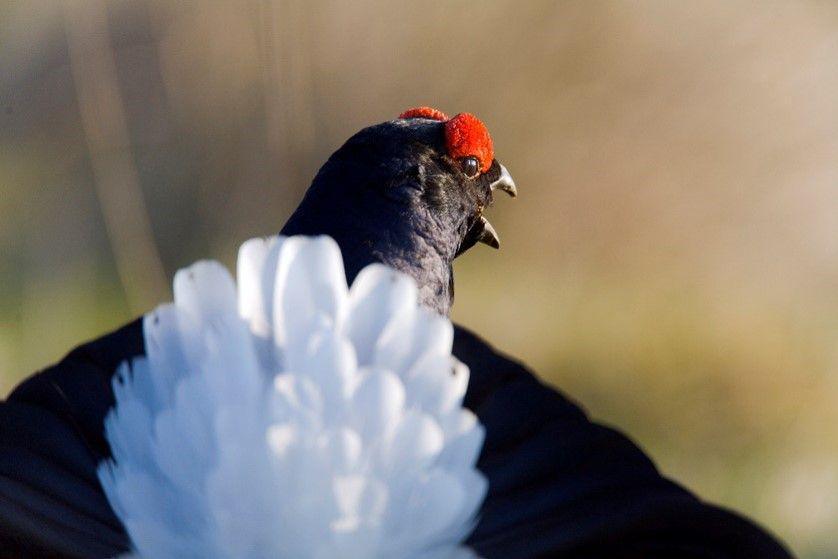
[460,156,480,178]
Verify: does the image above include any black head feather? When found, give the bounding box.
[281,117,510,315]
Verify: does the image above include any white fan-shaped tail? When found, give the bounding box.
[99,235,487,559]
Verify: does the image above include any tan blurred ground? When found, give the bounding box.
[1,1,836,556]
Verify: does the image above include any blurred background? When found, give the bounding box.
[1,1,836,556]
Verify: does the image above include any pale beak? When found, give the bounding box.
[476,216,500,249]
[456,163,517,256]
[490,164,517,198]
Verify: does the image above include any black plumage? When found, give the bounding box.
[282,117,504,315]
[0,114,793,558]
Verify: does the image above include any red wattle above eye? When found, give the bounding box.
[444,113,494,174]
[398,108,494,174]
[398,107,448,121]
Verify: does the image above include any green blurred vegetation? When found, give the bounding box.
[2,1,837,556]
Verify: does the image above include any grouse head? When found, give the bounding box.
[281,107,516,315]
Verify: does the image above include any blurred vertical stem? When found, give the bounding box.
[62,0,168,313]
[255,0,317,186]
[256,0,285,157]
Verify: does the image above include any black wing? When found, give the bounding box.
[455,325,792,558]
[0,319,142,558]
[0,320,792,558]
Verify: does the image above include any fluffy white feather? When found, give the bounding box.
[99,235,487,559]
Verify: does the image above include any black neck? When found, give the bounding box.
[280,189,455,316]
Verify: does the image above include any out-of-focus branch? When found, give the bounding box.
[256,0,285,157]
[62,0,168,313]
[255,0,317,186]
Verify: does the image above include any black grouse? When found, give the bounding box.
[0,107,792,558]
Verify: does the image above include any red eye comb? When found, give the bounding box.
[398,107,494,174]
[398,107,448,121]
[444,113,494,173]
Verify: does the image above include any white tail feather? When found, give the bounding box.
[99,235,486,559]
